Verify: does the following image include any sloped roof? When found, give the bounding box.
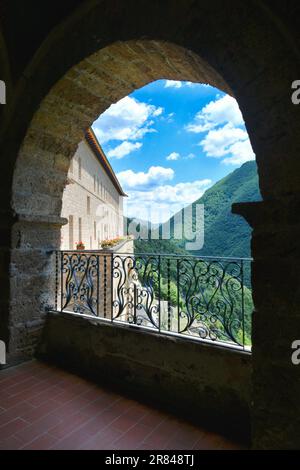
[85,128,127,197]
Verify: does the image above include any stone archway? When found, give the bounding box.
[10,40,233,362]
[2,0,300,449]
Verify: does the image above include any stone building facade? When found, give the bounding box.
[60,129,126,250]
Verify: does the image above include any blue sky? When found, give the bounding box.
[92,80,255,223]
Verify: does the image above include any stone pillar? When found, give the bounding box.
[8,214,67,364]
[233,198,300,449]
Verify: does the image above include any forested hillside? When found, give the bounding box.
[133,160,261,259]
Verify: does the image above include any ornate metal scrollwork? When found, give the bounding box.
[61,252,99,316]
[112,254,160,329]
[177,258,244,345]
[57,251,250,349]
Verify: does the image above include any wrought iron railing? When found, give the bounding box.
[54,251,253,351]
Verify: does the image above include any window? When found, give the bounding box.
[69,215,74,249]
[87,196,90,215]
[78,158,82,180]
[78,217,82,242]
[97,178,100,195]
[94,175,96,193]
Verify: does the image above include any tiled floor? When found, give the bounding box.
[0,360,244,450]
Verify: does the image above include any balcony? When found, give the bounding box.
[54,250,252,351]
[31,250,252,446]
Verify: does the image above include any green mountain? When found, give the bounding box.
[185,160,261,258]
[134,160,261,259]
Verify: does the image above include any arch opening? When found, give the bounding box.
[10,40,237,359]
[67,79,259,348]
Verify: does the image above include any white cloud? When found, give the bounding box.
[117,166,174,189]
[152,107,164,117]
[129,126,156,141]
[165,151,196,161]
[161,112,175,124]
[200,123,255,165]
[185,82,211,88]
[93,96,163,144]
[107,141,142,159]
[222,139,256,165]
[186,94,255,165]
[164,80,182,89]
[164,80,209,89]
[201,124,247,158]
[123,179,212,224]
[186,95,244,133]
[185,82,209,87]
[166,152,180,161]
[185,153,196,160]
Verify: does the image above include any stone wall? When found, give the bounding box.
[9,221,61,363]
[61,140,124,250]
[38,312,252,443]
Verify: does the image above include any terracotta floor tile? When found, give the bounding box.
[194,432,229,450]
[113,422,153,450]
[79,427,123,450]
[5,376,41,396]
[15,412,63,445]
[139,411,166,429]
[48,411,91,439]
[0,402,34,427]
[80,396,117,417]
[21,399,62,423]
[52,396,91,416]
[0,418,29,439]
[50,427,92,450]
[0,360,245,450]
[0,435,23,450]
[26,385,65,407]
[21,432,59,450]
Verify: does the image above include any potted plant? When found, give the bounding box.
[100,235,133,251]
[76,241,85,250]
[101,236,125,250]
